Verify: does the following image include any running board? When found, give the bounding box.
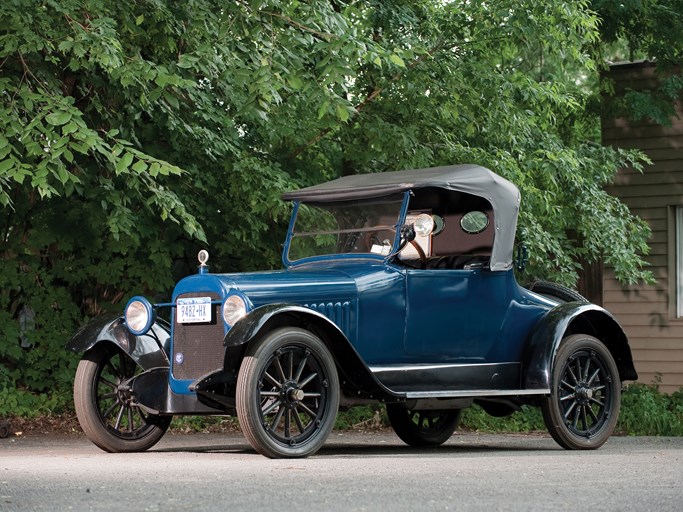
[404,388,550,399]
[368,362,549,399]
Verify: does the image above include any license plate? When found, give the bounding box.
[177,296,212,324]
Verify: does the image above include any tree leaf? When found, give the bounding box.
[317,100,330,120]
[0,158,14,174]
[132,160,148,173]
[389,54,405,67]
[57,167,70,184]
[45,111,73,126]
[115,152,134,174]
[336,104,350,122]
[163,90,179,109]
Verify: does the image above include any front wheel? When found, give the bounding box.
[386,404,461,446]
[74,343,171,452]
[542,334,621,450]
[236,328,340,458]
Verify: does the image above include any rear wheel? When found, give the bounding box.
[236,328,339,458]
[74,343,171,452]
[528,280,586,303]
[386,404,461,447]
[542,334,621,450]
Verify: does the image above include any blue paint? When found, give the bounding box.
[162,183,560,395]
[166,255,552,394]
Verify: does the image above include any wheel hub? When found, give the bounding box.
[575,383,593,405]
[281,382,304,408]
[116,382,134,404]
[289,388,305,401]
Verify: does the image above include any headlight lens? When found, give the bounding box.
[124,296,155,335]
[223,295,247,326]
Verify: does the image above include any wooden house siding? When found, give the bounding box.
[601,62,683,393]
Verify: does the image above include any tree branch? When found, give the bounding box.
[289,42,450,160]
[262,11,335,42]
[17,52,42,87]
[234,0,336,42]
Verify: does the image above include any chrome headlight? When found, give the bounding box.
[413,213,435,237]
[223,294,247,327]
[124,296,155,335]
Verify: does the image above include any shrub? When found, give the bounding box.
[334,405,387,431]
[459,404,546,433]
[0,386,70,417]
[616,382,683,436]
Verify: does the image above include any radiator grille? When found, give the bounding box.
[304,301,351,335]
[172,292,225,380]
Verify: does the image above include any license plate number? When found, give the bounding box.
[177,297,212,324]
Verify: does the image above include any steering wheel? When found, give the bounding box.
[409,240,427,267]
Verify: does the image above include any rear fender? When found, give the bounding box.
[223,304,401,401]
[66,315,170,371]
[523,303,638,390]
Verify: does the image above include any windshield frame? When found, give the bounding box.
[282,192,411,268]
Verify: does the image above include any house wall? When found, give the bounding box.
[602,62,683,394]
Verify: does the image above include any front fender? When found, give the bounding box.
[221,303,401,401]
[66,315,170,371]
[523,302,638,390]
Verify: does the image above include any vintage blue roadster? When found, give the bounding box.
[68,164,637,458]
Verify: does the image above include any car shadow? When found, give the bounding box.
[152,433,560,456]
[318,442,559,457]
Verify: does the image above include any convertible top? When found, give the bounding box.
[283,164,521,271]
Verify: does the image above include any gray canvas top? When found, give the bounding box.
[282,164,521,271]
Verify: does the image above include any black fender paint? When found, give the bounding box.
[66,315,170,371]
[523,302,638,390]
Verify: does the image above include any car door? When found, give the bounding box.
[403,267,510,363]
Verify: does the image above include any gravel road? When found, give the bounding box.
[1,431,681,511]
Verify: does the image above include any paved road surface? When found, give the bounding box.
[1,431,681,511]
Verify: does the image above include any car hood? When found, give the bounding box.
[173,266,360,307]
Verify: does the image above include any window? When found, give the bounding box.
[676,207,683,317]
[287,196,404,262]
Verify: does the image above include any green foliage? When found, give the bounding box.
[592,0,683,66]
[169,415,240,434]
[0,386,69,417]
[592,0,683,125]
[617,382,683,436]
[334,405,387,430]
[0,0,671,410]
[459,405,546,433]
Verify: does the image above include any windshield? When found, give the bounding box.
[287,195,405,262]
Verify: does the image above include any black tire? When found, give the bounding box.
[386,404,461,447]
[73,343,172,453]
[542,334,621,450]
[0,420,9,438]
[236,328,339,458]
[528,280,587,303]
